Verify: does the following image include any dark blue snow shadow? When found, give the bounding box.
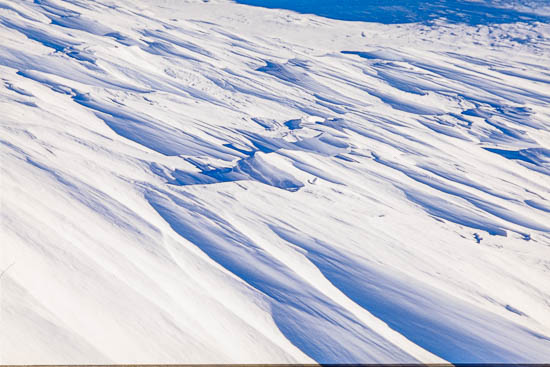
[171,127,351,189]
[235,0,550,25]
[342,50,405,61]
[144,189,416,363]
[33,0,80,18]
[525,199,550,213]
[24,157,162,244]
[4,82,34,97]
[49,15,114,36]
[254,60,361,113]
[141,29,215,58]
[0,17,227,102]
[373,154,550,234]
[483,147,547,165]
[257,61,303,84]
[0,18,77,53]
[418,120,471,141]
[235,128,350,157]
[494,68,550,85]
[417,163,515,202]
[204,72,330,118]
[270,226,550,363]
[492,106,544,130]
[71,93,240,159]
[484,147,550,176]
[343,51,550,111]
[171,154,304,192]
[0,2,39,21]
[105,31,141,46]
[404,188,507,236]
[284,118,303,130]
[338,53,547,144]
[141,40,202,63]
[315,119,421,155]
[16,70,78,95]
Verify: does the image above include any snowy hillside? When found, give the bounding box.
[1,0,550,363]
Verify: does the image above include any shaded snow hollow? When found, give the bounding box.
[1,0,550,364]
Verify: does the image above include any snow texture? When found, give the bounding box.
[1,0,550,364]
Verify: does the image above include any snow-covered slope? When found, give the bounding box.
[1,0,550,364]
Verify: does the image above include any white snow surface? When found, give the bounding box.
[1,0,550,364]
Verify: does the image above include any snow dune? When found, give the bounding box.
[1,0,550,364]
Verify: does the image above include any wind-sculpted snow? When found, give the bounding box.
[144,189,416,363]
[235,0,550,25]
[170,153,304,192]
[1,0,550,364]
[271,226,550,362]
